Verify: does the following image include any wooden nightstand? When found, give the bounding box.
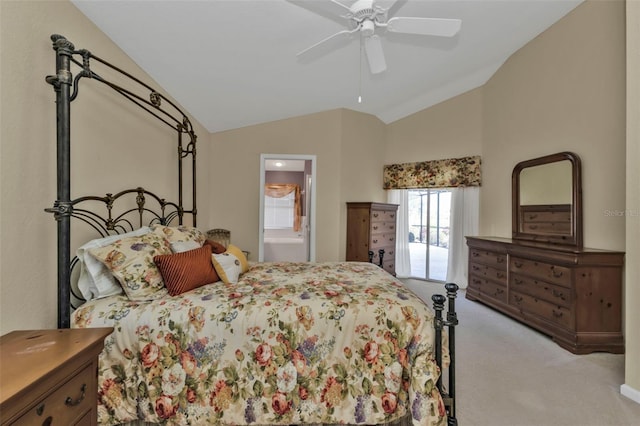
[0,327,113,425]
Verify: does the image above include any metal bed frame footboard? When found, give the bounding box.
[44,34,198,328]
[433,283,460,426]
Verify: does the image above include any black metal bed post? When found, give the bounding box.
[45,35,74,328]
[445,282,459,425]
[432,283,459,426]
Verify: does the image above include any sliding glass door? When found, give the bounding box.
[407,189,451,281]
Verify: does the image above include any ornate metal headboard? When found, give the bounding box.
[45,35,198,328]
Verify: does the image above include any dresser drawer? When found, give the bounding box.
[371,209,396,223]
[12,363,95,426]
[370,233,395,249]
[511,274,571,308]
[469,249,507,269]
[510,257,572,288]
[510,291,573,328]
[469,262,507,285]
[370,221,396,235]
[470,276,507,303]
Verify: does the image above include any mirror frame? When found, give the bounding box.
[512,151,583,248]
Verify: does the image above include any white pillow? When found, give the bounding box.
[170,240,201,253]
[211,252,242,284]
[76,226,151,300]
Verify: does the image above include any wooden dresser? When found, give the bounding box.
[0,327,113,425]
[346,202,398,275]
[466,236,624,354]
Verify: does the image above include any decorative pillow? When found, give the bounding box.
[211,252,242,284]
[151,224,205,245]
[226,244,249,273]
[76,226,151,300]
[204,239,227,254]
[154,246,219,296]
[170,240,201,253]
[89,232,172,301]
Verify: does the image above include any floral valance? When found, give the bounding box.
[265,184,302,231]
[383,155,482,189]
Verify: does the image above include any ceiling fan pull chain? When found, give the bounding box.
[358,32,363,103]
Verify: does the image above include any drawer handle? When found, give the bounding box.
[42,417,53,426]
[65,383,87,407]
[550,267,563,278]
[495,288,504,295]
[373,239,378,244]
[496,272,505,279]
[552,309,563,318]
[36,403,45,416]
[513,261,523,268]
[497,257,505,263]
[528,214,538,219]
[373,225,378,230]
[373,213,379,218]
[552,289,565,300]
[514,278,523,285]
[472,265,480,271]
[513,295,523,302]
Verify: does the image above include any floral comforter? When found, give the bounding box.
[72,261,448,425]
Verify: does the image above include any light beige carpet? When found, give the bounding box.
[402,279,640,426]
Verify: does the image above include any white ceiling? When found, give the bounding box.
[72,0,583,133]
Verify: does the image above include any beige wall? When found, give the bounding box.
[0,0,210,333]
[208,108,386,262]
[481,1,626,250]
[625,0,640,401]
[385,87,483,164]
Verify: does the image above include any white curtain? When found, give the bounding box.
[445,186,480,288]
[387,189,411,278]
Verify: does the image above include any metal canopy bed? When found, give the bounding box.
[45,34,459,426]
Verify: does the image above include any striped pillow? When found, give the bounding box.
[154,245,219,296]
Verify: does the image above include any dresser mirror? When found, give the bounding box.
[512,151,582,247]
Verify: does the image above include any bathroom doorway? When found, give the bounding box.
[258,154,316,262]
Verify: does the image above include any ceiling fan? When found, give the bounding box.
[289,0,462,74]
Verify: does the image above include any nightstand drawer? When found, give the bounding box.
[12,363,95,426]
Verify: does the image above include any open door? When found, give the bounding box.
[259,154,316,262]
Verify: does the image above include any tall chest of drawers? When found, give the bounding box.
[466,236,624,354]
[346,202,398,276]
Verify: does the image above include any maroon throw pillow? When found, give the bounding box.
[154,245,219,296]
[204,239,227,254]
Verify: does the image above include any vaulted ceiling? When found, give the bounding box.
[72,0,583,133]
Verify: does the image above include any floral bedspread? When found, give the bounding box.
[72,261,447,426]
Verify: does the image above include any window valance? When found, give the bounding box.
[383,155,481,189]
[264,184,302,231]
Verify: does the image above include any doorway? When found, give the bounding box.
[407,189,451,281]
[259,154,316,262]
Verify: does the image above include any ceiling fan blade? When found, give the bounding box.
[297,29,357,59]
[287,0,353,25]
[364,34,387,74]
[386,17,462,37]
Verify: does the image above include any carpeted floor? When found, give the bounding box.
[401,279,640,426]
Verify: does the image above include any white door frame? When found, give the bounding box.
[259,153,317,262]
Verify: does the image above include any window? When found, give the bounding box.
[264,192,295,229]
[407,189,451,281]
